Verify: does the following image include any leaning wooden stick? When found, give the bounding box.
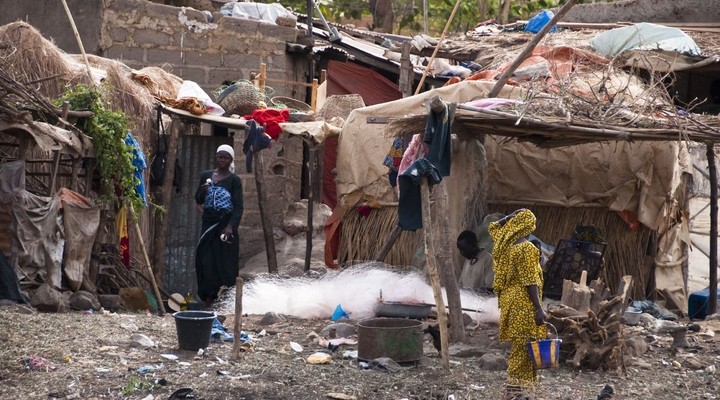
[487,0,577,98]
[231,277,244,359]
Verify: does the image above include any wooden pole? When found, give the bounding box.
[487,0,577,98]
[421,179,449,371]
[152,118,180,285]
[310,79,319,112]
[375,225,402,262]
[707,143,718,315]
[398,42,413,98]
[231,277,244,359]
[254,151,278,274]
[304,144,316,272]
[60,0,93,82]
[435,183,465,342]
[49,102,70,195]
[414,0,463,95]
[129,202,165,316]
[257,63,267,92]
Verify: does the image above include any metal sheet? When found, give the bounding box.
[163,135,232,296]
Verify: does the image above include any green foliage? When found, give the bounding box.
[121,376,155,395]
[54,84,145,211]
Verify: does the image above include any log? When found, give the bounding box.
[560,270,591,312]
[304,145,316,272]
[129,203,165,316]
[612,275,634,316]
[375,225,402,262]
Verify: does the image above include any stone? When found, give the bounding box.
[130,333,156,348]
[30,284,64,312]
[320,323,357,338]
[282,200,332,236]
[449,344,486,358]
[478,353,507,371]
[69,291,101,311]
[258,312,286,326]
[119,287,152,311]
[98,294,127,311]
[624,337,649,356]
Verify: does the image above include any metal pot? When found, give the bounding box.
[373,301,432,319]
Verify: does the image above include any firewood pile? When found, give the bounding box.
[546,274,634,376]
[0,66,57,126]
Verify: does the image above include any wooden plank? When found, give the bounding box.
[255,151,278,274]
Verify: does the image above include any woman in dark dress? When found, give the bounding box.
[194,144,243,305]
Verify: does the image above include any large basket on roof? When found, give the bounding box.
[217,81,262,116]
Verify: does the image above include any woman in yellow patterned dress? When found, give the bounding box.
[489,209,547,398]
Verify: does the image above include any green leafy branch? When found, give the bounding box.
[54,84,145,211]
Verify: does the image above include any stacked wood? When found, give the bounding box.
[547,275,634,376]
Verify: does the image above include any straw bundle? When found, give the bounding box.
[0,22,91,99]
[86,55,158,150]
[131,66,183,100]
[488,204,653,299]
[339,206,423,267]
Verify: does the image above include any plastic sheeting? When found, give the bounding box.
[0,160,99,291]
[590,23,702,58]
[59,189,100,291]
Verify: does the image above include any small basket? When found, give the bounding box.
[526,323,561,369]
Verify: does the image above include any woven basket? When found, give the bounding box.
[218,81,262,115]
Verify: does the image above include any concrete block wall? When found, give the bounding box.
[100,0,307,98]
[564,0,720,24]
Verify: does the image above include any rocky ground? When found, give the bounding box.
[1,302,719,400]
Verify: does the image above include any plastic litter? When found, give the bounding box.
[210,318,234,343]
[525,10,557,34]
[136,364,163,375]
[290,342,303,352]
[306,352,333,364]
[331,304,350,321]
[632,300,678,321]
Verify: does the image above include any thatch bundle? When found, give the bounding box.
[0,21,185,152]
[488,203,654,300]
[0,22,92,99]
[131,66,183,100]
[339,206,423,267]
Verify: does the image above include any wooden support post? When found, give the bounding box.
[421,179,449,371]
[304,144,316,272]
[61,0,93,81]
[129,203,165,316]
[69,157,81,192]
[254,151,278,274]
[152,118,180,285]
[487,0,577,98]
[398,42,413,98]
[231,277,244,359]
[320,69,327,84]
[310,79,319,112]
[84,158,95,197]
[50,102,70,195]
[375,225,402,262]
[435,183,465,342]
[707,143,718,315]
[257,63,267,93]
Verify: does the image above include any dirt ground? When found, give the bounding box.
[0,303,719,400]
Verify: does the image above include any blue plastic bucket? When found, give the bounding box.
[526,323,561,369]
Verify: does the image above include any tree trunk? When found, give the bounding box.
[478,0,488,21]
[369,0,394,33]
[500,0,511,25]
